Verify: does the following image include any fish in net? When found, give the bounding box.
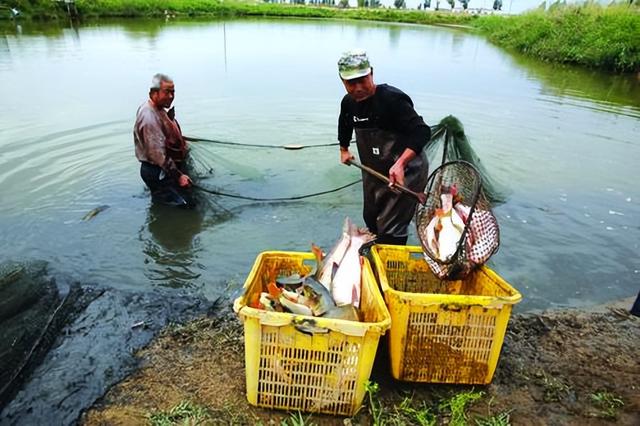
[415,160,500,280]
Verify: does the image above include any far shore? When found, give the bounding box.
[2,1,639,73]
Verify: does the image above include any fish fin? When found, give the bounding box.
[352,285,359,309]
[267,266,277,286]
[311,243,324,277]
[343,217,352,235]
[330,262,339,283]
[354,259,364,307]
[311,243,324,262]
[267,281,282,298]
[249,291,262,309]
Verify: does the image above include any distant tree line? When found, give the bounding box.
[263,0,510,10]
[264,0,484,8]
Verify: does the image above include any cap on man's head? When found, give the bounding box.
[338,49,372,80]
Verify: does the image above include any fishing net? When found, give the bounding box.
[415,160,500,280]
[426,115,509,206]
[0,261,62,407]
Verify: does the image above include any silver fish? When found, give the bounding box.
[82,205,110,221]
[316,218,353,289]
[322,304,360,322]
[301,276,336,316]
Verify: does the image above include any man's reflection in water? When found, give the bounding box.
[140,199,231,288]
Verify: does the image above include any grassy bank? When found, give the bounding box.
[3,1,638,72]
[4,0,475,25]
[474,3,640,72]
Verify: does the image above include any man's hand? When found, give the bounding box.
[389,148,418,188]
[178,174,192,188]
[388,161,406,187]
[340,148,354,164]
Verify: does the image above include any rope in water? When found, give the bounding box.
[192,180,361,202]
[185,136,340,150]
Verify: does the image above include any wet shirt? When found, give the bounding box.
[134,101,186,179]
[338,84,430,155]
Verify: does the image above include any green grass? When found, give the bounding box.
[74,0,477,26]
[473,3,640,72]
[363,384,486,425]
[2,0,61,19]
[3,0,475,24]
[590,391,624,420]
[474,410,512,426]
[364,380,384,426]
[394,395,436,426]
[538,371,570,402]
[142,384,502,425]
[147,400,211,425]
[439,389,485,426]
[280,411,317,426]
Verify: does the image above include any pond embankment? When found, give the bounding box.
[1,260,638,425]
[80,297,640,425]
[474,4,640,73]
[3,1,639,72]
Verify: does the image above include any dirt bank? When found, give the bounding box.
[82,299,639,425]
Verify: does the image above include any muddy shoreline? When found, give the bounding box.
[80,297,639,425]
[0,277,219,426]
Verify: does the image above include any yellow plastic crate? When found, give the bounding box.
[233,251,391,416]
[371,245,521,384]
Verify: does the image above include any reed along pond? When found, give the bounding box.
[1,17,639,312]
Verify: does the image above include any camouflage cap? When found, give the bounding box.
[337,49,372,80]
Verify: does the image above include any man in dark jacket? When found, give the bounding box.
[337,49,430,244]
[134,73,193,207]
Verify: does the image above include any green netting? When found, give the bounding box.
[427,115,510,206]
[0,261,57,407]
[415,115,506,280]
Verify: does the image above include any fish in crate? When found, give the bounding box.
[249,217,375,320]
[234,218,389,415]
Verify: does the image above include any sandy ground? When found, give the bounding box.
[81,298,639,425]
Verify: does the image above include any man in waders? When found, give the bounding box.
[134,73,193,207]
[337,49,430,245]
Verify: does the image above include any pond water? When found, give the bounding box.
[1,17,639,312]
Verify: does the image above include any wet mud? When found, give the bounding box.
[0,261,217,426]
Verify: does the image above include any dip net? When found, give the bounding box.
[413,115,506,280]
[416,163,501,280]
